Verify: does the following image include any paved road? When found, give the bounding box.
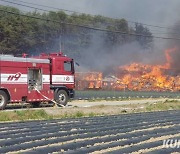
[0,110,179,153]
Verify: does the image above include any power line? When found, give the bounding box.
[1,0,176,32]
[1,0,180,38]
[1,8,180,41]
[0,0,132,31]
[0,0,53,13]
[0,0,79,13]
[15,0,175,31]
[16,0,81,14]
[0,3,176,38]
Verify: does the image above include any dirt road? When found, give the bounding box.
[4,98,170,111]
[69,98,169,107]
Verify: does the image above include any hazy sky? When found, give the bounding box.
[0,0,180,28]
[1,0,179,51]
[1,0,180,68]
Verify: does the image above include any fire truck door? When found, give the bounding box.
[28,68,42,91]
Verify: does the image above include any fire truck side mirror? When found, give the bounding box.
[75,62,80,66]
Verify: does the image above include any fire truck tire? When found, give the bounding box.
[55,90,69,106]
[0,90,8,110]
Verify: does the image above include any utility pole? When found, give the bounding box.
[59,34,62,52]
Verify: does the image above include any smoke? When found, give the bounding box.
[2,0,180,75]
[3,0,180,26]
[48,0,180,75]
[165,21,180,74]
[72,31,155,75]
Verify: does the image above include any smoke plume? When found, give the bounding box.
[165,21,180,74]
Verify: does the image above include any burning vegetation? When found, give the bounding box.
[75,48,180,92]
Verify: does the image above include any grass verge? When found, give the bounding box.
[0,99,180,122]
[145,99,180,112]
[0,109,53,122]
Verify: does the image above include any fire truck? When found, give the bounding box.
[0,52,75,110]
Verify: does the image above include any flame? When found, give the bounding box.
[75,48,180,91]
[75,72,103,90]
[164,47,177,69]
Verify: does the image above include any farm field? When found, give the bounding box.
[75,90,180,100]
[0,110,179,153]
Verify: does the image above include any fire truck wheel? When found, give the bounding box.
[56,90,68,106]
[0,90,8,110]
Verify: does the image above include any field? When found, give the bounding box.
[75,90,180,100]
[0,110,179,153]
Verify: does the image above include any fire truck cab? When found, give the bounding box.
[0,52,75,110]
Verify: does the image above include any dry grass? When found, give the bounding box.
[0,99,180,122]
[0,109,52,122]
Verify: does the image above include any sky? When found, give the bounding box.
[0,0,180,38]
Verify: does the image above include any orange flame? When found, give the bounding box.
[75,72,103,90]
[164,47,176,69]
[75,48,180,91]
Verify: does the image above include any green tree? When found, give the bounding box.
[134,23,153,49]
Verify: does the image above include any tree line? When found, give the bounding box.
[0,5,153,57]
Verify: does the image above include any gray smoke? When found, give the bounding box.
[73,31,154,74]
[2,0,180,26]
[165,21,180,74]
[2,0,180,75]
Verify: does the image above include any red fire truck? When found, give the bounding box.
[0,52,75,110]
